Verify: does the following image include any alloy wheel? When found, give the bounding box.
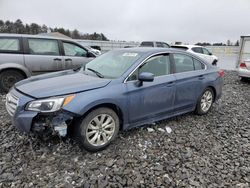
[200,90,213,112]
[86,114,116,146]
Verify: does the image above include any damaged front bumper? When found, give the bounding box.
[6,88,76,136]
[32,112,74,136]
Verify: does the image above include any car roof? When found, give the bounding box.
[113,47,190,56]
[0,33,74,41]
[171,44,204,49]
[141,41,168,43]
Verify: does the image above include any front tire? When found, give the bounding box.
[0,70,25,93]
[195,88,214,115]
[74,108,119,152]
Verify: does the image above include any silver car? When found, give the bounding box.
[0,34,96,92]
[237,35,250,80]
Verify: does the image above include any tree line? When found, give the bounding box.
[195,40,239,46]
[0,19,109,41]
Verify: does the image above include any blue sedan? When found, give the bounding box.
[6,48,224,151]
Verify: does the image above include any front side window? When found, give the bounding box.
[85,51,142,78]
[156,42,163,47]
[0,38,20,51]
[162,43,170,48]
[173,54,195,73]
[28,39,59,55]
[192,47,203,54]
[128,54,171,81]
[63,42,87,57]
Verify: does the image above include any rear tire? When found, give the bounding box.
[212,60,217,66]
[0,70,25,93]
[74,107,119,152]
[240,77,249,82]
[195,88,214,115]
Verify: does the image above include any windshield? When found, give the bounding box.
[85,50,142,78]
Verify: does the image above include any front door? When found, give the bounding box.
[126,53,176,124]
[62,41,93,69]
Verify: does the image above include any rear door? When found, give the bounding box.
[61,41,93,69]
[172,53,206,113]
[24,38,63,75]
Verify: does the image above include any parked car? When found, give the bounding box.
[83,45,102,56]
[6,48,223,151]
[171,45,218,65]
[236,35,250,81]
[140,41,170,48]
[0,34,96,93]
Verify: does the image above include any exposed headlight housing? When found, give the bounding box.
[26,95,75,112]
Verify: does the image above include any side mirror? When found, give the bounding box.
[138,72,154,82]
[209,52,213,55]
[87,51,96,58]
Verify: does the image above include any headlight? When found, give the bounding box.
[26,95,75,112]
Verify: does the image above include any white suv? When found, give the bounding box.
[172,45,218,65]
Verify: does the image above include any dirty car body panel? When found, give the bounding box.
[6,48,223,135]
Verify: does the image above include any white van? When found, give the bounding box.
[237,35,250,81]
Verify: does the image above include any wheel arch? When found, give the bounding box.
[80,103,124,130]
[0,64,30,78]
[206,86,216,102]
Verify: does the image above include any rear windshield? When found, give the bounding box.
[171,46,188,51]
[0,38,20,51]
[140,42,154,47]
[242,40,250,60]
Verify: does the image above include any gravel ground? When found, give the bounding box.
[0,71,250,188]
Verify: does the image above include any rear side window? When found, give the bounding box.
[0,38,20,51]
[171,46,188,51]
[28,38,59,56]
[202,48,211,55]
[173,54,194,73]
[140,42,154,47]
[192,47,203,54]
[173,54,205,73]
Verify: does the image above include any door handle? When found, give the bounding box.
[166,81,175,87]
[198,75,205,80]
[53,58,62,61]
[65,58,72,61]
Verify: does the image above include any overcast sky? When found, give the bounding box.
[0,0,250,44]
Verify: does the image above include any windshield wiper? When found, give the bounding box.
[87,68,104,78]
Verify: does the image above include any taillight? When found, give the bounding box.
[240,62,247,68]
[218,69,224,77]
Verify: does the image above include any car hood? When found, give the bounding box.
[15,70,111,98]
